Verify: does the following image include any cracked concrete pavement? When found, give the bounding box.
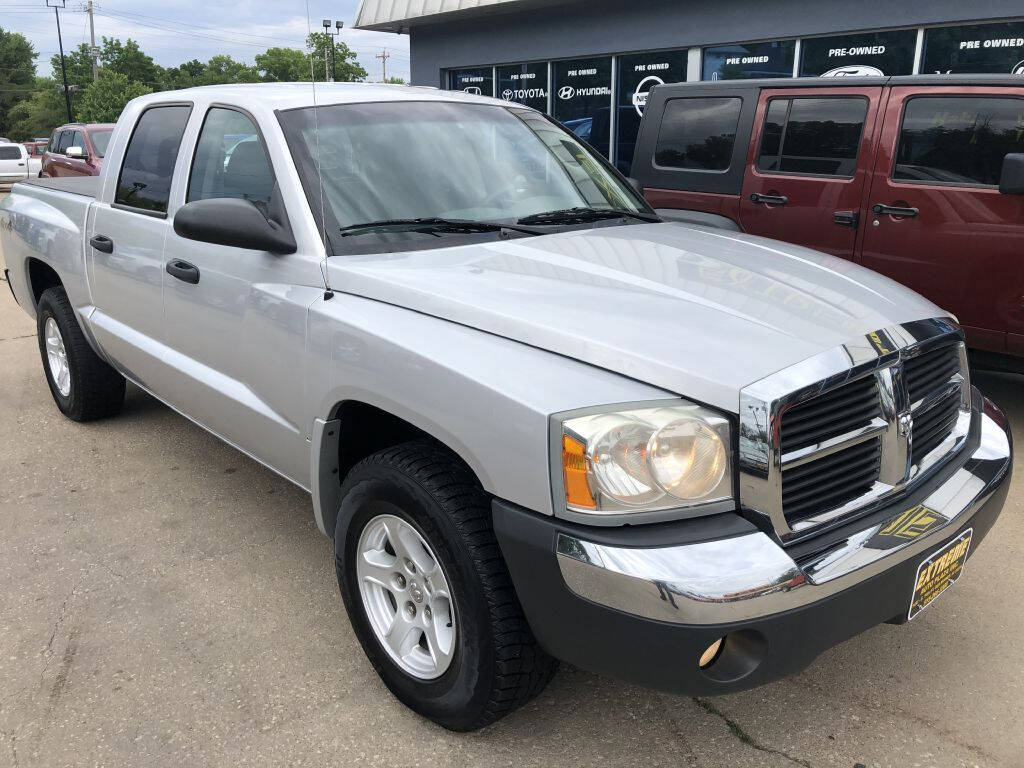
[1,216,1023,766]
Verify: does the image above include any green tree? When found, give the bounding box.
[0,27,38,138]
[307,33,367,82]
[99,37,162,87]
[382,76,407,85]
[6,78,65,141]
[162,59,207,90]
[200,55,260,85]
[51,43,94,90]
[75,71,152,123]
[255,46,311,82]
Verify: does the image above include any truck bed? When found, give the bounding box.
[18,176,99,199]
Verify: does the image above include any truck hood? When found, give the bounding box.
[326,223,945,412]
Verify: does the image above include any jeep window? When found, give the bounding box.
[893,96,1024,187]
[654,97,741,171]
[188,108,274,209]
[757,97,868,177]
[279,100,647,246]
[115,105,192,214]
[89,129,112,158]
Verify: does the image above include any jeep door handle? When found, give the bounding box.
[166,259,200,285]
[750,193,788,206]
[89,234,114,253]
[872,204,919,218]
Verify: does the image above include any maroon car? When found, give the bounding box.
[41,123,115,178]
[632,75,1024,365]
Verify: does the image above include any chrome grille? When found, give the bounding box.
[739,319,971,544]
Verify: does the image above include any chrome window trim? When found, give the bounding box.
[739,317,970,543]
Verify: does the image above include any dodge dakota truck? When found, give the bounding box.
[0,83,1013,732]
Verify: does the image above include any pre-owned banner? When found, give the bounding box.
[497,63,549,112]
[553,57,613,157]
[703,40,796,81]
[923,21,1024,74]
[449,68,494,97]
[800,30,917,77]
[616,51,688,172]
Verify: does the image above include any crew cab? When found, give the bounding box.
[0,142,30,190]
[41,122,114,178]
[632,75,1024,363]
[0,84,1013,731]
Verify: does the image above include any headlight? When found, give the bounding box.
[558,403,732,518]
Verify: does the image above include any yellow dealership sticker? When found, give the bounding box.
[908,529,973,621]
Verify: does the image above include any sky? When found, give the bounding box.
[0,0,411,82]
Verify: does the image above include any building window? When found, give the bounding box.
[703,40,796,81]
[448,68,494,97]
[894,96,1024,187]
[552,57,612,158]
[496,63,549,112]
[616,50,688,173]
[922,21,1024,75]
[799,29,917,77]
[757,97,868,177]
[654,97,742,171]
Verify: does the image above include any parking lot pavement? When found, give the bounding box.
[0,285,1022,768]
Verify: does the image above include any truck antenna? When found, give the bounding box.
[306,0,334,300]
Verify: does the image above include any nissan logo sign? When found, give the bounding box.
[558,86,575,100]
[1013,60,1024,75]
[632,75,664,116]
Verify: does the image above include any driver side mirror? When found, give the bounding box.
[65,146,84,159]
[173,197,297,254]
[999,153,1024,195]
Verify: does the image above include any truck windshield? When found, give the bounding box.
[278,101,650,247]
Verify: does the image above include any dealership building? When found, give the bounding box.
[355,0,1024,171]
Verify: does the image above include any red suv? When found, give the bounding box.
[41,123,115,178]
[632,75,1024,364]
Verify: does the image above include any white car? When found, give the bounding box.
[0,142,30,190]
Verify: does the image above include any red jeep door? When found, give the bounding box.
[739,86,883,259]
[859,87,1024,354]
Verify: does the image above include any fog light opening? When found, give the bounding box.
[698,637,724,669]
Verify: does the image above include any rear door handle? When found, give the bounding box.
[833,210,859,228]
[872,204,919,218]
[89,234,114,253]
[165,259,200,285]
[750,193,788,206]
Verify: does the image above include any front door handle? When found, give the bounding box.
[89,234,114,253]
[166,259,200,285]
[833,210,859,228]
[750,192,789,206]
[872,204,919,218]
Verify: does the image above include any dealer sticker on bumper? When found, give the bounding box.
[908,528,973,620]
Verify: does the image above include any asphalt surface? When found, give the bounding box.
[1,201,1022,767]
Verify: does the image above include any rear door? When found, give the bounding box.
[859,87,1024,353]
[739,86,884,259]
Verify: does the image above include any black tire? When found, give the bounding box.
[335,441,558,731]
[36,285,125,421]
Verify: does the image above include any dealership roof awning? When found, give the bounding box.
[354,0,574,31]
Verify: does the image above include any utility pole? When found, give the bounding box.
[47,0,73,123]
[321,19,343,82]
[87,0,97,82]
[376,49,391,82]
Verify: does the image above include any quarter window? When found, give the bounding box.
[115,105,192,214]
[654,97,742,171]
[188,108,275,209]
[894,96,1024,187]
[757,97,867,177]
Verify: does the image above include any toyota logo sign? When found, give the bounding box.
[502,89,514,100]
[558,86,575,100]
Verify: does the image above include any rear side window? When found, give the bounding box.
[115,105,192,214]
[0,146,21,160]
[188,108,275,209]
[48,131,61,152]
[654,97,742,171]
[894,96,1024,187]
[757,97,868,177]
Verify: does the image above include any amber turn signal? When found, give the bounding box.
[562,434,597,509]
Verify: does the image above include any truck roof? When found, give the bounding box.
[128,82,516,112]
[651,73,1024,92]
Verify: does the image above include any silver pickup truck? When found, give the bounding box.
[0,84,1013,731]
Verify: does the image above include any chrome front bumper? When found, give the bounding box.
[556,395,1012,626]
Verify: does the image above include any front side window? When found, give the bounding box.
[757,97,867,177]
[654,97,742,171]
[90,129,112,158]
[49,131,61,152]
[56,131,72,153]
[188,108,274,209]
[115,105,192,214]
[68,131,84,153]
[894,96,1024,186]
[278,101,646,250]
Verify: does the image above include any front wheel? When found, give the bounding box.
[335,442,557,731]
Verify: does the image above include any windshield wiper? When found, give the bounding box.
[339,217,543,237]
[517,207,661,225]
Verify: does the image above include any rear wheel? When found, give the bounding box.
[335,441,558,731]
[36,286,125,421]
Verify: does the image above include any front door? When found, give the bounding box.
[160,106,324,483]
[739,87,884,259]
[86,104,193,385]
[859,87,1024,353]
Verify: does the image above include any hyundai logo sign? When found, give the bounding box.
[558,85,575,100]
